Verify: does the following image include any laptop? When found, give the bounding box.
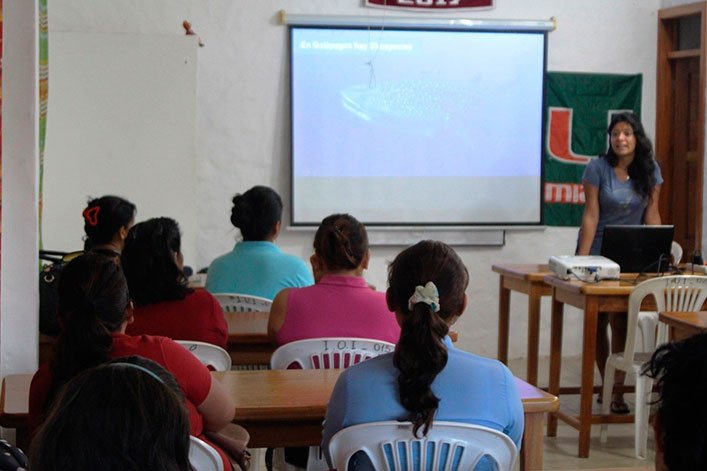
[600,225,674,273]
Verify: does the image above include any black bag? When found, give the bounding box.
[39,250,82,336]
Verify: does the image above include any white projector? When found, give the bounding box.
[549,255,620,281]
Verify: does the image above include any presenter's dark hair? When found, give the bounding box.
[643,332,707,470]
[313,213,368,271]
[387,240,469,437]
[49,253,131,402]
[30,357,191,471]
[604,112,657,200]
[82,195,136,247]
[121,217,191,305]
[230,186,283,241]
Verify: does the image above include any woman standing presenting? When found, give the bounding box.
[577,112,663,413]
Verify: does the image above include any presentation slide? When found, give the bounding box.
[290,26,545,225]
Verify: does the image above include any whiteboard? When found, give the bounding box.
[42,32,198,264]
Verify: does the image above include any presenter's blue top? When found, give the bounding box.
[581,157,663,255]
[205,241,313,300]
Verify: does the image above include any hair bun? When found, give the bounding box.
[230,194,252,229]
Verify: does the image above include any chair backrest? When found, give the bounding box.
[270,337,395,369]
[671,241,683,266]
[176,340,232,371]
[189,436,224,471]
[213,293,272,313]
[329,421,518,471]
[623,275,707,366]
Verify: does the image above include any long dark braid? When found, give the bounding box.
[388,241,469,437]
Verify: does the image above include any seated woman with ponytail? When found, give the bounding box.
[28,253,240,469]
[322,241,523,470]
[268,213,399,346]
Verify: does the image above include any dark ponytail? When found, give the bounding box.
[313,214,368,271]
[50,253,131,396]
[388,241,469,437]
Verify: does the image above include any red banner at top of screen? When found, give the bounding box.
[365,0,494,11]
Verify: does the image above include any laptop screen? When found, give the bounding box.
[600,225,674,273]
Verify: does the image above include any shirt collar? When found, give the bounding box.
[234,241,281,253]
[318,274,370,288]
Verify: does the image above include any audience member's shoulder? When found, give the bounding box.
[342,352,395,380]
[450,347,512,374]
[208,251,233,270]
[189,287,218,303]
[274,252,310,274]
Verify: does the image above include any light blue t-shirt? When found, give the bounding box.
[205,241,313,300]
[322,337,524,470]
[580,157,663,255]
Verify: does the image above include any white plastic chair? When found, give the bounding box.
[189,436,225,471]
[270,337,395,370]
[636,241,686,352]
[176,340,232,371]
[271,337,395,470]
[329,421,518,471]
[213,293,272,313]
[600,275,707,458]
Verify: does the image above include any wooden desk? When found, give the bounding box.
[225,311,458,367]
[225,311,273,366]
[544,274,654,458]
[213,369,557,471]
[1,370,557,471]
[492,264,552,385]
[659,311,707,341]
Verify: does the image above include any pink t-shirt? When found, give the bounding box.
[275,275,400,346]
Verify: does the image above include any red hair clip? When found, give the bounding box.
[83,206,100,226]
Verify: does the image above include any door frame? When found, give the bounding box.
[655,1,706,252]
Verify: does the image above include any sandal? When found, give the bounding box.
[610,400,630,414]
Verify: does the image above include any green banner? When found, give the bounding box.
[543,72,642,226]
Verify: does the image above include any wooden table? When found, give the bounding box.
[492,264,552,385]
[226,311,273,366]
[544,274,654,458]
[659,310,707,341]
[213,369,557,471]
[225,311,458,367]
[1,370,557,471]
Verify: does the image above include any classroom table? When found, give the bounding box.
[225,311,459,367]
[658,310,707,341]
[492,263,552,385]
[544,274,657,458]
[226,311,273,366]
[1,370,557,470]
[218,370,557,471]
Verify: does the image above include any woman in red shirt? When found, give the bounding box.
[28,253,236,466]
[121,217,228,348]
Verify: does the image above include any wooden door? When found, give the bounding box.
[656,3,706,257]
[670,56,700,254]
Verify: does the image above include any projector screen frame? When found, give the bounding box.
[288,20,549,228]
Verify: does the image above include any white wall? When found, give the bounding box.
[1,0,39,377]
[42,33,199,260]
[44,0,662,359]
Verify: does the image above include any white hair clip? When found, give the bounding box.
[408,281,440,313]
